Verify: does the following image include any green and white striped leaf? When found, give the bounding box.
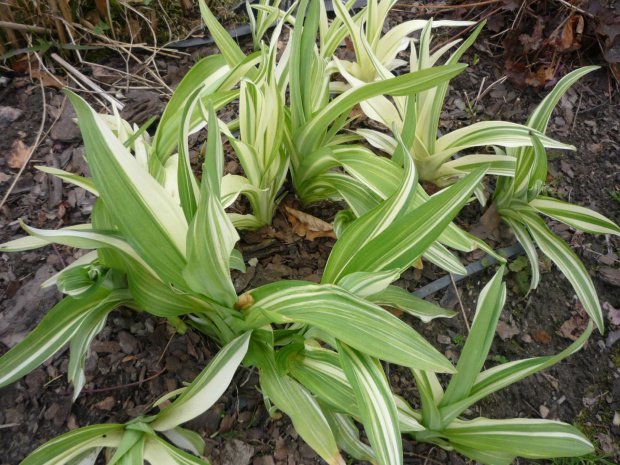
[322,131,418,284]
[143,435,209,465]
[526,66,599,134]
[503,216,540,291]
[66,91,189,288]
[245,281,455,372]
[68,300,117,399]
[322,407,377,464]
[198,0,246,68]
[412,369,443,430]
[152,331,251,431]
[0,224,92,252]
[440,268,506,407]
[0,289,131,388]
[254,338,345,465]
[520,211,603,331]
[160,427,206,456]
[338,268,400,297]
[285,342,360,417]
[442,417,594,460]
[326,167,488,282]
[367,285,456,322]
[15,220,147,268]
[432,122,574,169]
[177,87,203,221]
[294,64,466,155]
[36,166,99,195]
[20,424,125,465]
[338,341,402,465]
[182,103,239,307]
[531,196,620,236]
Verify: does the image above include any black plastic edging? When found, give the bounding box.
[412,243,525,299]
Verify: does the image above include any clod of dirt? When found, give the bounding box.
[215,438,254,465]
[496,320,520,340]
[50,104,81,142]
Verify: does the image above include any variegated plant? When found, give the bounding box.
[493,66,620,331]
[277,268,595,465]
[0,88,480,464]
[0,1,607,464]
[349,20,575,191]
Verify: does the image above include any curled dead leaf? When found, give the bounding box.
[284,206,336,241]
[234,293,254,311]
[561,16,584,51]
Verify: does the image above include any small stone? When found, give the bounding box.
[118,331,139,354]
[0,106,23,125]
[248,257,259,267]
[539,405,550,419]
[613,411,620,426]
[437,334,452,345]
[96,396,116,411]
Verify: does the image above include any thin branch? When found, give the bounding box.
[51,53,125,110]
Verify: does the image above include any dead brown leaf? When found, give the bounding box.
[561,16,584,51]
[8,139,31,169]
[556,303,589,340]
[284,206,336,241]
[31,69,67,90]
[469,203,502,241]
[234,293,254,311]
[533,330,552,344]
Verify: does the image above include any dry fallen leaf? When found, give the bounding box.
[8,139,31,169]
[469,202,502,241]
[556,303,589,340]
[533,330,552,344]
[234,293,254,311]
[31,68,67,90]
[560,15,584,51]
[284,206,337,241]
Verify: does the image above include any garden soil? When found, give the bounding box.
[1,8,620,465]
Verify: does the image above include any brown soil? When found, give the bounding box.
[1,5,620,465]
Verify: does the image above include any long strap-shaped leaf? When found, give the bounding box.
[442,417,593,460]
[245,281,455,372]
[440,267,506,408]
[66,91,189,289]
[152,331,251,431]
[520,211,604,331]
[294,64,466,155]
[322,131,417,284]
[182,103,239,307]
[143,435,209,465]
[439,321,593,425]
[254,339,345,465]
[21,424,125,465]
[338,341,403,465]
[530,195,620,236]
